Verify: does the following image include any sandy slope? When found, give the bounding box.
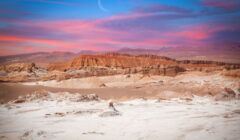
[21,71,240,99]
[22,74,164,88]
[0,93,240,140]
[0,71,239,103]
[22,72,239,90]
[0,72,239,140]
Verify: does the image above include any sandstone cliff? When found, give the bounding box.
[0,63,38,73]
[47,54,179,71]
[0,54,239,82]
[47,53,186,76]
[47,53,239,73]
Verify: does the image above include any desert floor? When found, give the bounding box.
[0,93,240,140]
[0,72,239,140]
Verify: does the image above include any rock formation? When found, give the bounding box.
[0,53,239,82]
[47,54,186,76]
[0,63,38,73]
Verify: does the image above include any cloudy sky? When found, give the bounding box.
[0,0,239,55]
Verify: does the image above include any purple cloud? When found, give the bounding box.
[201,0,240,11]
[132,3,192,14]
[29,0,93,6]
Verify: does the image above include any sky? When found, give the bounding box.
[0,0,240,55]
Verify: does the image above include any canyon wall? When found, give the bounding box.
[0,53,239,82]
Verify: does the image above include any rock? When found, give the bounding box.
[108,102,114,108]
[180,97,193,102]
[37,131,47,136]
[224,88,236,97]
[215,88,237,101]
[223,114,233,118]
[76,94,99,102]
[108,101,118,112]
[207,92,214,96]
[45,113,51,116]
[55,112,65,117]
[14,99,25,104]
[99,83,107,88]
[74,109,100,115]
[99,111,121,117]
[221,70,240,78]
[20,130,50,139]
[1,63,38,73]
[47,62,69,71]
[10,91,50,103]
[47,54,186,73]
[21,130,34,138]
[82,131,104,135]
[2,53,239,82]
[165,66,185,76]
[0,71,8,76]
[157,97,169,101]
[0,136,6,139]
[233,110,240,114]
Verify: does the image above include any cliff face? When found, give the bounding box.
[47,54,179,71]
[47,53,239,71]
[47,54,185,76]
[45,53,240,78]
[0,63,38,73]
[67,54,178,69]
[1,54,239,82]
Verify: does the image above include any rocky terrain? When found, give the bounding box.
[0,63,38,73]
[0,92,240,140]
[48,53,238,71]
[117,46,240,63]
[0,53,239,83]
[0,53,240,140]
[1,46,240,64]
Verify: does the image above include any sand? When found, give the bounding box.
[0,92,239,140]
[0,83,148,103]
[1,72,239,103]
[0,72,240,140]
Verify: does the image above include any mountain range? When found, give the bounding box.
[0,45,240,65]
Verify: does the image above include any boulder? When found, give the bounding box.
[215,88,237,101]
[224,88,236,97]
[76,94,99,102]
[2,63,37,73]
[99,83,107,88]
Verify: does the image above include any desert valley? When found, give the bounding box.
[1,0,240,139]
[0,52,240,140]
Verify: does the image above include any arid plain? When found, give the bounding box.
[0,53,240,140]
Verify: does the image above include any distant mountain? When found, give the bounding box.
[116,46,240,64]
[78,50,99,55]
[0,44,239,65]
[0,52,78,65]
[0,50,103,65]
[117,48,160,54]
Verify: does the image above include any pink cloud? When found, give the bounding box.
[201,0,240,11]
[0,50,11,55]
[0,10,238,55]
[168,25,211,40]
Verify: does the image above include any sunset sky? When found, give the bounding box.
[0,0,240,55]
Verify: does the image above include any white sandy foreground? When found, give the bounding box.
[0,93,240,140]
